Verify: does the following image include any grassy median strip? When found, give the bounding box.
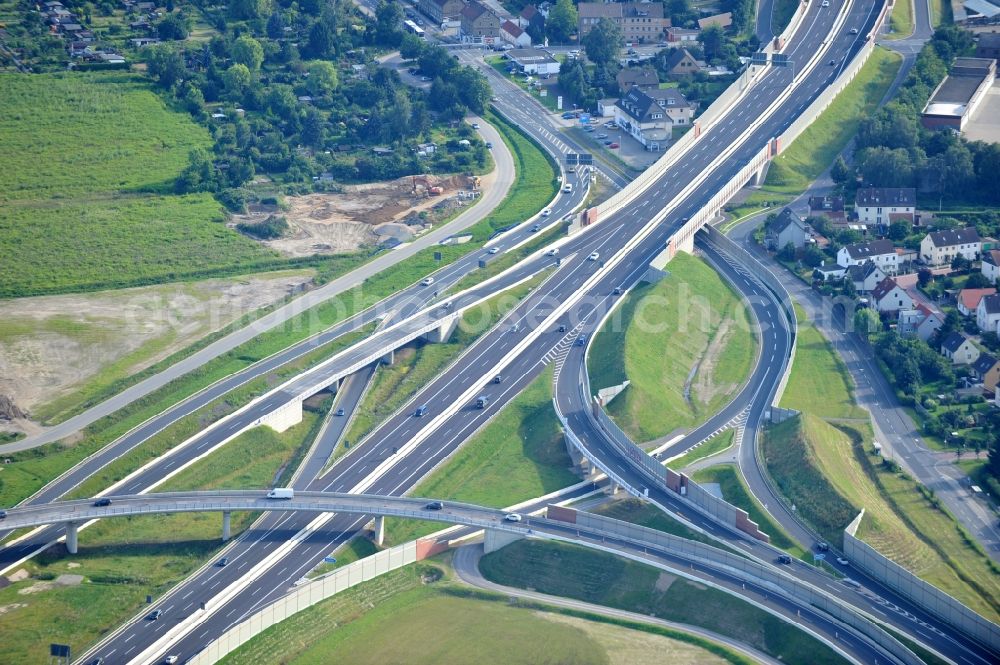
[383,366,577,545]
[758,47,901,195]
[887,0,914,39]
[666,430,735,470]
[588,253,757,443]
[0,406,327,663]
[480,540,848,665]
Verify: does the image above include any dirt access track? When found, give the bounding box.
[232,173,490,258]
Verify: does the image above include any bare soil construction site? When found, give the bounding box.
[231,173,488,258]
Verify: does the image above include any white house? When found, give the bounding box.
[854,188,916,226]
[615,87,694,152]
[837,239,899,275]
[506,47,560,75]
[940,331,981,365]
[846,262,886,293]
[500,20,531,47]
[920,227,982,266]
[977,293,1000,333]
[871,277,913,314]
[982,249,1000,285]
[957,288,996,317]
[916,306,944,342]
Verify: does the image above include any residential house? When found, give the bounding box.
[518,4,545,35]
[765,208,811,250]
[813,263,847,282]
[914,306,943,342]
[898,307,928,336]
[940,331,981,365]
[662,48,699,79]
[597,97,618,117]
[461,1,501,41]
[500,20,531,47]
[837,239,899,274]
[847,262,886,293]
[895,247,918,266]
[977,292,1000,333]
[981,249,1000,284]
[957,288,996,317]
[871,277,913,314]
[507,47,560,75]
[420,0,466,24]
[614,87,694,151]
[854,188,916,226]
[698,12,732,29]
[972,354,1000,393]
[578,2,670,44]
[666,26,699,43]
[616,66,659,93]
[808,195,845,222]
[976,32,1000,60]
[920,227,982,265]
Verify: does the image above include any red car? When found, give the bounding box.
[609,142,620,149]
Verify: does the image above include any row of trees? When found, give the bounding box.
[838,26,1000,204]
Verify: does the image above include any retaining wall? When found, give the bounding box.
[843,516,1000,652]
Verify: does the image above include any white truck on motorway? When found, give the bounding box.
[267,488,294,500]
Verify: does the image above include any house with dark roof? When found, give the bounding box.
[855,188,915,226]
[662,48,699,79]
[836,239,898,274]
[847,262,886,294]
[957,288,996,317]
[941,331,981,365]
[981,249,1000,285]
[808,195,845,221]
[977,292,1000,333]
[871,277,913,314]
[518,4,545,34]
[920,227,982,265]
[972,354,1000,393]
[614,87,694,151]
[461,0,501,40]
[765,208,810,250]
[616,66,659,93]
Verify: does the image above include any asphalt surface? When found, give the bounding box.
[4,117,517,453]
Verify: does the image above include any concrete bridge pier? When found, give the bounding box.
[259,399,303,433]
[65,521,79,555]
[607,482,621,496]
[424,317,458,344]
[483,528,524,554]
[372,516,385,546]
[222,511,231,541]
[381,349,394,365]
[563,433,588,470]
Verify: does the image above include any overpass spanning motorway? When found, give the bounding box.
[0,491,924,665]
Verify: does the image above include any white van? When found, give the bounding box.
[563,183,573,193]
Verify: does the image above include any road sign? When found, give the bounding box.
[566,153,579,165]
[578,153,593,165]
[750,52,768,66]
[50,645,71,659]
[772,53,790,67]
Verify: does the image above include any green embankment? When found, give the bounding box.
[759,47,901,195]
[0,407,326,663]
[887,0,914,39]
[480,540,848,665]
[218,559,752,665]
[383,366,577,545]
[588,253,756,443]
[667,429,734,470]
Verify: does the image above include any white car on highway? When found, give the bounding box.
[420,277,435,286]
[588,252,600,261]
[504,513,523,522]
[487,247,500,254]
[545,248,559,256]
[542,209,552,216]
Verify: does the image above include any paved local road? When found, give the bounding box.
[4,116,517,453]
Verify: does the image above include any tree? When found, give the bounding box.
[951,254,971,272]
[300,108,324,147]
[306,21,333,58]
[966,272,992,289]
[854,308,881,341]
[582,17,622,68]
[546,0,577,43]
[888,219,911,241]
[777,242,795,262]
[232,35,264,71]
[452,66,491,114]
[230,0,270,19]
[305,60,338,95]
[399,33,424,60]
[157,13,188,40]
[917,267,932,288]
[223,63,252,97]
[144,45,185,89]
[700,25,725,61]
[265,11,284,39]
[373,0,403,46]
[802,244,825,268]
[831,155,851,187]
[857,146,914,188]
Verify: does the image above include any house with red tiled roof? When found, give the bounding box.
[957,288,997,317]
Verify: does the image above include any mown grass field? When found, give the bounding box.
[0,410,325,664]
[588,253,756,443]
[761,47,901,195]
[0,72,275,297]
[480,540,848,665]
[384,366,577,545]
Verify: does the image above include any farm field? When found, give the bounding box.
[0,72,273,298]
